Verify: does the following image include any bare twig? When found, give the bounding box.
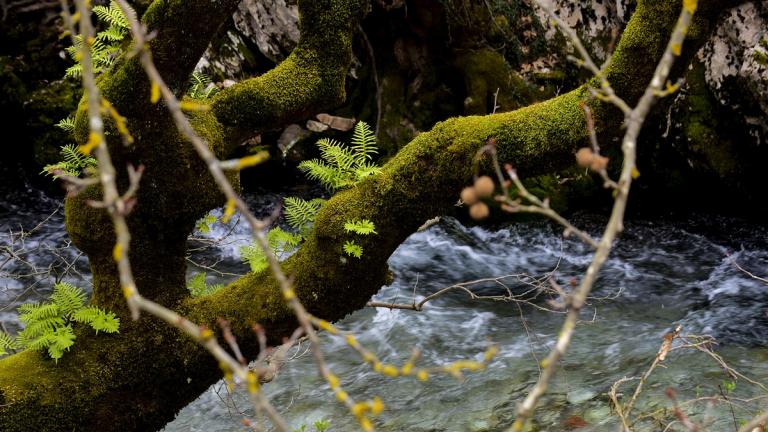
[110,0,376,428]
[509,1,698,429]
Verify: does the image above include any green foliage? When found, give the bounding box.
[194,212,218,234]
[4,282,120,361]
[187,273,224,297]
[71,306,121,334]
[299,121,381,191]
[240,197,323,272]
[240,226,305,273]
[349,121,377,161]
[242,122,381,271]
[314,419,331,432]
[722,379,737,393]
[343,240,363,258]
[0,331,20,356]
[64,1,132,79]
[292,419,331,432]
[55,116,76,133]
[187,72,220,99]
[93,1,130,30]
[42,144,98,178]
[342,219,377,258]
[344,219,377,235]
[284,197,325,236]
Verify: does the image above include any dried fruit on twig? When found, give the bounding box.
[576,147,609,172]
[460,187,479,205]
[474,176,495,197]
[575,147,594,167]
[590,155,609,171]
[469,202,489,220]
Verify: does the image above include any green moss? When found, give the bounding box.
[211,0,369,145]
[6,2,739,430]
[24,80,82,165]
[453,48,538,115]
[679,61,738,177]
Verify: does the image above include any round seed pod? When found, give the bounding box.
[469,202,490,220]
[575,147,595,168]
[460,186,479,205]
[474,176,495,198]
[589,154,609,171]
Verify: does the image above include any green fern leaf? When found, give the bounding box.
[65,63,83,79]
[18,302,60,326]
[317,139,358,172]
[93,1,129,29]
[284,197,322,231]
[268,227,304,251]
[0,331,19,356]
[51,282,87,318]
[17,316,65,347]
[47,325,76,361]
[240,244,268,273]
[187,272,208,297]
[97,25,127,42]
[56,117,76,133]
[298,159,348,190]
[72,306,120,334]
[354,162,381,182]
[350,121,377,162]
[194,213,217,234]
[188,72,219,99]
[343,241,363,258]
[344,219,377,235]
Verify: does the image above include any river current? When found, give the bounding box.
[1,169,767,431]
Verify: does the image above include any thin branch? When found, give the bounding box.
[509,1,697,429]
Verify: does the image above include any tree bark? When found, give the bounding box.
[0,1,742,430]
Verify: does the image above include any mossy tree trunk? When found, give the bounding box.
[0,1,744,430]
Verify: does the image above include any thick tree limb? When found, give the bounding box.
[0,1,742,431]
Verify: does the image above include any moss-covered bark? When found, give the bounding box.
[0,1,744,431]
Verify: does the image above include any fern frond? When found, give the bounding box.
[344,219,377,235]
[47,144,97,178]
[343,241,363,258]
[72,306,120,334]
[188,72,219,99]
[97,25,127,42]
[240,244,268,273]
[268,227,304,251]
[46,325,76,361]
[51,282,87,318]
[65,63,83,79]
[284,197,322,231]
[350,121,377,162]
[317,138,358,172]
[93,1,129,29]
[18,316,65,345]
[65,36,83,60]
[0,331,19,356]
[354,162,381,182]
[42,162,79,179]
[187,272,206,296]
[194,213,217,234]
[298,159,351,190]
[56,117,76,133]
[18,302,60,326]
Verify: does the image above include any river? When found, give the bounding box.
[2,167,767,431]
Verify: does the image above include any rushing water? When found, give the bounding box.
[2,171,768,431]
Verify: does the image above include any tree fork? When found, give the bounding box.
[0,1,743,431]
